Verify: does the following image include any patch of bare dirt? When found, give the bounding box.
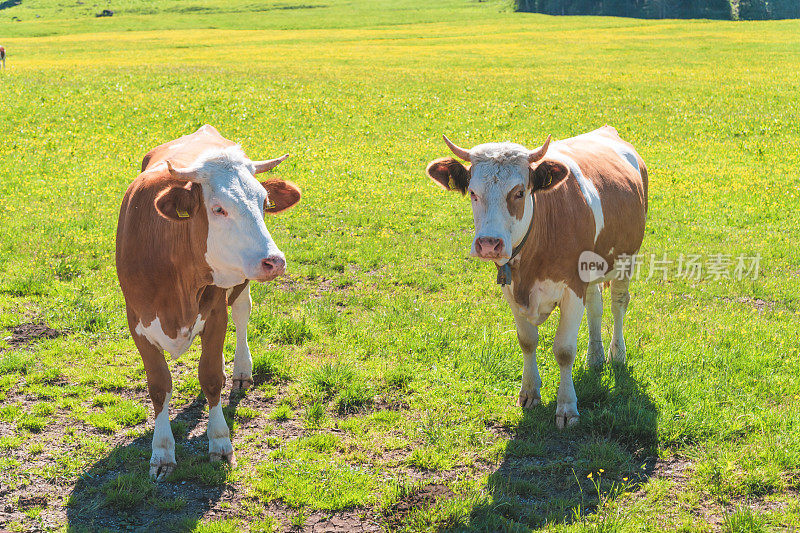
[0,383,151,531]
[720,296,777,313]
[651,455,692,483]
[383,483,455,528]
[371,396,410,412]
[302,511,381,532]
[644,456,800,529]
[16,496,47,510]
[3,322,63,349]
[279,276,344,295]
[0,370,483,532]
[277,269,388,301]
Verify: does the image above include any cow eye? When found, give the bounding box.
[212,206,227,216]
[514,190,524,199]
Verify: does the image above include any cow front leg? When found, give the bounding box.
[513,311,541,408]
[199,306,235,465]
[129,311,175,480]
[608,278,631,364]
[585,283,605,368]
[149,388,175,481]
[230,282,253,390]
[145,362,175,480]
[553,289,585,429]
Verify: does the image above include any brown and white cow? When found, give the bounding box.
[116,125,301,479]
[426,126,647,428]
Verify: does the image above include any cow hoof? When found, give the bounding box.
[209,437,236,466]
[232,375,254,390]
[210,450,237,467]
[517,390,541,409]
[608,342,626,364]
[586,341,605,368]
[555,414,580,429]
[555,403,579,429]
[150,444,176,481]
[149,461,176,481]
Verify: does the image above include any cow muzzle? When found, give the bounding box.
[254,255,286,282]
[472,236,508,260]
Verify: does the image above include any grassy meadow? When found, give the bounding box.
[1,0,800,531]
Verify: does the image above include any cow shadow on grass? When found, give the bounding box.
[467,363,658,530]
[66,390,245,533]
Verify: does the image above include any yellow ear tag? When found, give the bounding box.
[177,209,189,218]
[448,177,456,190]
[265,200,275,210]
[543,171,553,188]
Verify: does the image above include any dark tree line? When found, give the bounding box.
[738,0,800,19]
[516,0,800,19]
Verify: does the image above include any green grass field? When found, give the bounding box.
[1,0,799,531]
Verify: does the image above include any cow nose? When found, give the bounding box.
[475,237,505,257]
[260,256,286,277]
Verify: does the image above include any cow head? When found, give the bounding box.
[426,135,569,264]
[155,146,301,287]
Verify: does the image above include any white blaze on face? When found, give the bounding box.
[190,147,284,288]
[467,143,534,264]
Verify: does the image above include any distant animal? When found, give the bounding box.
[96,9,114,17]
[1,46,6,69]
[116,124,301,479]
[426,125,647,428]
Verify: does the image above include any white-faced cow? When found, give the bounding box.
[426,126,647,428]
[116,125,301,479]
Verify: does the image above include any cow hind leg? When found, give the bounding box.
[199,307,235,465]
[129,311,176,480]
[608,278,631,364]
[553,290,584,429]
[513,311,541,408]
[585,283,604,368]
[230,283,253,390]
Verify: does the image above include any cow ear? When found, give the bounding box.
[529,159,570,191]
[155,182,201,221]
[262,179,301,214]
[426,157,470,195]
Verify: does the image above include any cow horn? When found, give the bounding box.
[253,154,290,174]
[442,135,471,162]
[528,135,552,163]
[166,160,198,181]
